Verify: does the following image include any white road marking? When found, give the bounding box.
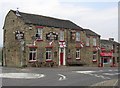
[103,73,120,76]
[76,71,96,74]
[75,71,111,79]
[109,70,112,71]
[58,74,66,81]
[99,70,103,72]
[113,79,118,86]
[0,73,45,79]
[114,69,118,71]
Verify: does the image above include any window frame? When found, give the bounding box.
[86,37,90,46]
[76,49,80,59]
[93,37,97,46]
[36,28,43,40]
[46,48,52,61]
[93,52,97,62]
[76,32,80,42]
[29,48,37,61]
[60,30,64,41]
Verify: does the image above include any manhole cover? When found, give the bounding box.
[0,73,45,79]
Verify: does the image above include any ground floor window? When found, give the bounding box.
[29,48,37,61]
[46,48,52,60]
[93,52,97,61]
[117,57,119,63]
[76,49,80,59]
[103,57,109,64]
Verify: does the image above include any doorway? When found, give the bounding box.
[59,48,65,66]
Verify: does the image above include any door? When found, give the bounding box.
[112,57,115,66]
[60,48,64,65]
[101,58,103,67]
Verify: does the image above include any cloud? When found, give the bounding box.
[0,0,118,46]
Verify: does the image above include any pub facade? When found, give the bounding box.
[3,10,101,67]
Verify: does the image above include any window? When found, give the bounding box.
[93,52,97,61]
[76,32,80,41]
[93,38,96,46]
[29,48,37,61]
[36,28,43,40]
[70,31,76,41]
[117,57,119,63]
[103,58,108,64]
[86,37,90,46]
[46,48,52,60]
[117,45,119,53]
[60,30,64,41]
[76,49,80,59]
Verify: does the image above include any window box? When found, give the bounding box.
[29,60,37,63]
[92,59,97,62]
[36,39,43,42]
[76,58,81,60]
[46,59,52,62]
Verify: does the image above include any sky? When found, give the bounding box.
[0,0,119,47]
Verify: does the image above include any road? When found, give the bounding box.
[0,66,119,86]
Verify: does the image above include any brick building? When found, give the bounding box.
[3,10,100,67]
[100,38,120,67]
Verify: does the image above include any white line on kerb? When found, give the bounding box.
[58,74,66,81]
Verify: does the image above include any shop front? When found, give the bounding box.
[100,52,113,67]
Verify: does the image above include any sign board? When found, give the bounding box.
[15,31,24,40]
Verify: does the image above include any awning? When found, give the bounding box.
[100,52,112,57]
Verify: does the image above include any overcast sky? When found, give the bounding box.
[0,0,119,47]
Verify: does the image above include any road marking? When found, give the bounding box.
[58,74,66,81]
[109,70,112,71]
[99,70,103,72]
[113,79,118,86]
[76,71,96,74]
[94,74,101,77]
[103,73,120,76]
[114,69,118,71]
[0,73,45,79]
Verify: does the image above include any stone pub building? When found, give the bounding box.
[3,10,101,67]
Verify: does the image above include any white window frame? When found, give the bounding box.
[93,52,97,61]
[86,37,90,46]
[93,38,96,46]
[76,32,80,41]
[46,49,52,60]
[36,28,43,40]
[60,30,64,41]
[76,49,80,59]
[29,48,37,61]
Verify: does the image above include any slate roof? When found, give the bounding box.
[101,39,120,45]
[11,10,83,30]
[84,29,100,37]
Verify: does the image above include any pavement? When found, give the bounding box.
[91,79,118,86]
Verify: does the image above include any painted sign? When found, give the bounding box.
[100,52,112,57]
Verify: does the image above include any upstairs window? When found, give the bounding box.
[70,31,76,41]
[60,30,64,41]
[86,37,90,46]
[76,32,80,41]
[36,28,43,40]
[93,38,96,46]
